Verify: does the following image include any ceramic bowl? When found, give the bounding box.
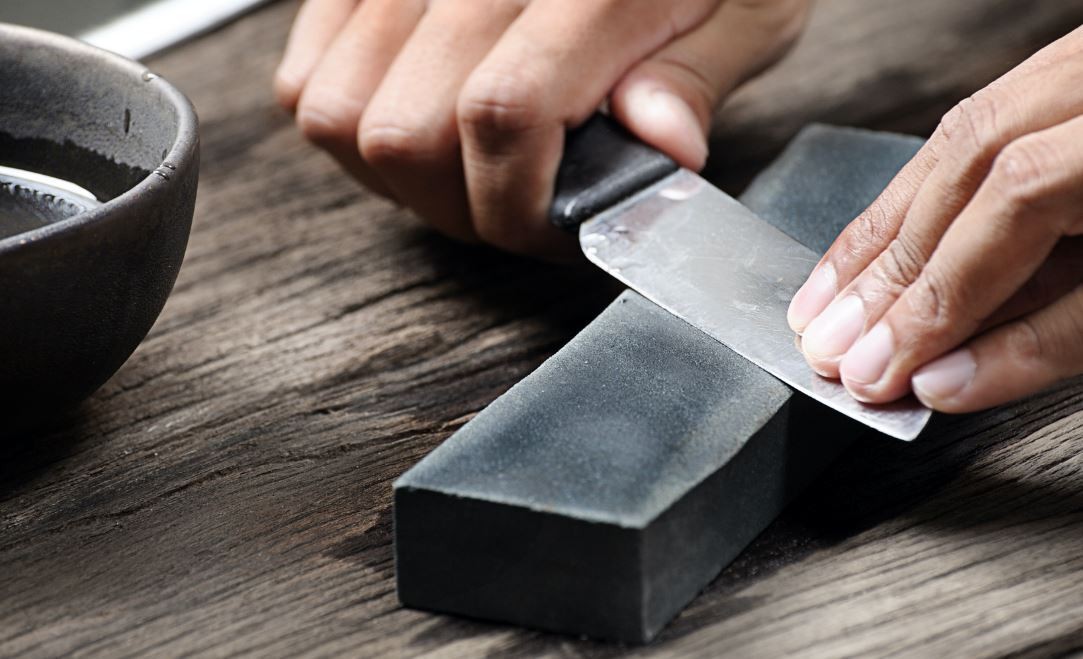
[0,23,199,430]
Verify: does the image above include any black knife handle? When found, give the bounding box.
[549,114,679,232]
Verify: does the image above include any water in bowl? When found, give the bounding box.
[0,166,100,240]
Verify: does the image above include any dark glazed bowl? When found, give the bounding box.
[0,24,198,430]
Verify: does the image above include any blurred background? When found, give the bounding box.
[0,0,270,59]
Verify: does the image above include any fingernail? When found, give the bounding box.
[840,322,894,387]
[788,264,837,333]
[801,295,866,362]
[912,349,976,404]
[628,85,708,169]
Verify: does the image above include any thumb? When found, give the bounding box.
[610,0,809,170]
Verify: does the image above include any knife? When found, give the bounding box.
[550,115,931,441]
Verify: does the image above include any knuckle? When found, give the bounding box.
[851,209,887,245]
[1007,317,1046,364]
[904,269,958,340]
[863,192,904,238]
[1014,291,1083,372]
[458,72,544,138]
[296,98,359,148]
[874,236,926,291]
[835,201,898,265]
[937,91,1004,164]
[990,136,1062,212]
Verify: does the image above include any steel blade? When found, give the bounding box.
[580,169,931,441]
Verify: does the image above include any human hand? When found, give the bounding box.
[274,0,808,258]
[787,27,1083,413]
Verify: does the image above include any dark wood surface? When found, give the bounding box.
[4,2,1083,656]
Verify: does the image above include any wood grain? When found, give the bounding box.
[2,1,1083,656]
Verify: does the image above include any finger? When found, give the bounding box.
[911,285,1083,413]
[457,0,718,257]
[786,135,940,336]
[981,237,1083,330]
[789,29,1083,336]
[798,50,1083,374]
[359,0,527,242]
[295,0,426,200]
[792,27,1078,333]
[840,114,1083,403]
[274,0,359,112]
[611,0,809,170]
[796,24,1083,332]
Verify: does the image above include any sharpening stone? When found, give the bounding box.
[394,125,925,643]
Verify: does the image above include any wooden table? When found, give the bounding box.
[4,2,1083,656]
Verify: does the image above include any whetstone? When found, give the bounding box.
[394,125,924,643]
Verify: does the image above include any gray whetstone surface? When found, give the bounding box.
[394,125,925,643]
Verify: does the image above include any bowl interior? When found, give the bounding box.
[0,25,182,203]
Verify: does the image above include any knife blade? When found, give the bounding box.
[550,116,931,441]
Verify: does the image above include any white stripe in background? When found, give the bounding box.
[80,0,273,61]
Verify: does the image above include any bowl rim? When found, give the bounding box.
[0,22,199,254]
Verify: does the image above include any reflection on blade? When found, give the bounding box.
[580,169,931,441]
